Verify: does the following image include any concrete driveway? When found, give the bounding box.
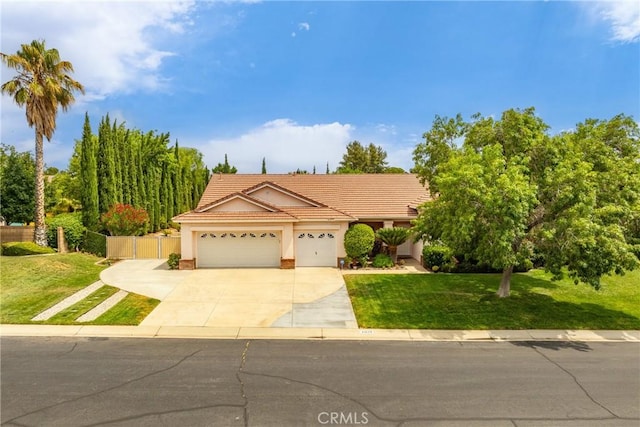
[100,260,357,328]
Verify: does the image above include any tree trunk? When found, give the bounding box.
[34,130,47,247]
[496,265,513,298]
[389,245,398,264]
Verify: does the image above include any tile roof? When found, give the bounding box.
[176,173,430,223]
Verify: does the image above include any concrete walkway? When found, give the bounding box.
[31,281,104,321]
[1,324,638,342]
[101,260,357,328]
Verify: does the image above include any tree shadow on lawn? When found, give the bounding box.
[347,273,640,330]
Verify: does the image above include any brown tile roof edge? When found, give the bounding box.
[180,173,430,221]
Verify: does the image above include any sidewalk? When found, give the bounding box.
[1,324,638,342]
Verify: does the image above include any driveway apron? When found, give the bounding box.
[101,261,356,328]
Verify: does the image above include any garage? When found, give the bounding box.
[197,231,281,268]
[295,232,337,267]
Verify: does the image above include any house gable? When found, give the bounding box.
[196,193,279,213]
[243,182,323,207]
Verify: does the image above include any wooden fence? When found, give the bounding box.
[0,226,34,244]
[106,236,180,259]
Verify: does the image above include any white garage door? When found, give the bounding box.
[197,231,280,268]
[295,232,337,267]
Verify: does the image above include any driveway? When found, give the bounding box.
[100,260,357,328]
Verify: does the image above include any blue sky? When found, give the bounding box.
[1,0,639,173]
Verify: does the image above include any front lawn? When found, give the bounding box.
[345,269,640,329]
[1,253,158,325]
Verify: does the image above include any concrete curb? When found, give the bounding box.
[1,325,638,342]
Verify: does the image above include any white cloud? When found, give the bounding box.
[202,119,353,173]
[375,123,397,136]
[586,0,640,43]
[1,0,197,100]
[298,22,310,31]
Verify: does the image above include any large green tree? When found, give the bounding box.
[412,108,639,297]
[337,141,389,173]
[212,154,237,174]
[1,40,84,245]
[0,145,35,224]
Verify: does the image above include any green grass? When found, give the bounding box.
[345,269,640,329]
[47,285,120,324]
[1,253,159,325]
[91,294,160,325]
[1,241,55,256]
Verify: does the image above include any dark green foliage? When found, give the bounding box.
[376,227,410,263]
[46,213,86,250]
[97,115,117,214]
[261,157,266,174]
[422,245,453,270]
[337,141,388,173]
[212,154,238,174]
[372,253,394,268]
[76,115,209,234]
[344,224,375,258]
[0,145,35,224]
[167,252,181,270]
[80,113,99,230]
[413,109,639,296]
[81,230,106,257]
[1,241,55,256]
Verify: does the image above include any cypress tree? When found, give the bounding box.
[121,129,132,205]
[261,157,267,174]
[172,142,184,214]
[80,113,99,230]
[136,141,147,220]
[112,121,124,203]
[97,114,117,214]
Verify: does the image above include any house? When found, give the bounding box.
[173,174,430,269]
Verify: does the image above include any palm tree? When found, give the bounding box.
[1,40,84,246]
[376,227,410,264]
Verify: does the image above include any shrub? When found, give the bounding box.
[358,255,369,268]
[167,252,181,270]
[1,242,55,256]
[81,230,106,257]
[344,224,375,258]
[372,253,394,268]
[46,212,86,251]
[376,227,410,263]
[422,245,453,269]
[101,204,149,236]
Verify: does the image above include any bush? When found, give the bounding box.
[344,224,375,258]
[46,213,86,251]
[81,230,107,257]
[167,253,181,270]
[422,245,453,270]
[358,255,369,268]
[101,204,149,236]
[372,253,394,268]
[1,242,55,256]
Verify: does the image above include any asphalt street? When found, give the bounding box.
[1,337,638,426]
